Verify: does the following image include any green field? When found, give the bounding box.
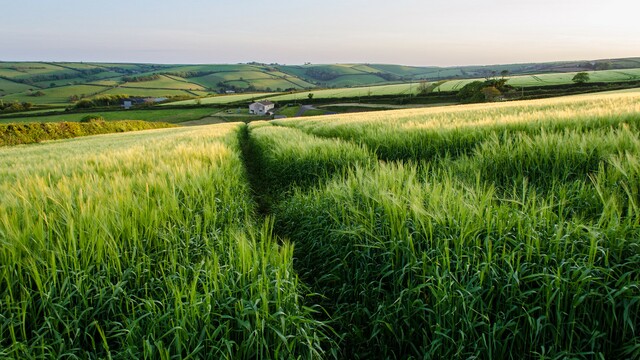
[165,92,280,105]
[0,107,217,124]
[169,82,426,106]
[0,78,33,94]
[121,74,207,91]
[2,84,110,105]
[0,62,75,80]
[1,89,639,358]
[268,89,640,357]
[101,87,198,98]
[0,124,330,358]
[433,68,640,91]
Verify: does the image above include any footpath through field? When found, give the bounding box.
[238,90,640,359]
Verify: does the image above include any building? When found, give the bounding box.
[249,100,275,115]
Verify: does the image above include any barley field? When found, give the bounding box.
[0,124,329,359]
[1,89,639,359]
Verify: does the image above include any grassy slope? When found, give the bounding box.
[120,74,206,90]
[2,85,110,105]
[0,78,33,94]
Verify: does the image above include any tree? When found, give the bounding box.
[572,72,590,84]
[417,81,430,95]
[482,86,502,101]
[308,93,314,99]
[457,81,485,103]
[500,70,509,78]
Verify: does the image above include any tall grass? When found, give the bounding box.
[0,124,330,359]
[274,89,640,161]
[274,160,640,358]
[266,92,640,358]
[244,121,373,207]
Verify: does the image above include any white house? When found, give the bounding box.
[249,100,275,115]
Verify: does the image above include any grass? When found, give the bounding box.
[1,86,639,358]
[433,68,640,91]
[274,88,640,161]
[0,78,33,94]
[265,89,640,358]
[121,74,206,91]
[2,85,109,105]
[0,108,217,124]
[0,123,331,358]
[172,82,427,107]
[244,121,373,210]
[102,87,197,98]
[166,92,280,106]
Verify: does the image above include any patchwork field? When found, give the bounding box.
[1,89,639,358]
[2,59,639,109]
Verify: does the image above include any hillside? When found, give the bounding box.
[1,57,639,107]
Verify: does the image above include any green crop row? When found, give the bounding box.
[253,90,640,358]
[272,140,640,359]
[0,124,330,359]
[0,120,177,147]
[274,90,640,162]
[244,121,373,208]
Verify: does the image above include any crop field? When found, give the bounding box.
[166,92,280,106]
[166,82,427,106]
[121,75,207,91]
[0,107,217,125]
[0,123,330,358]
[268,89,640,358]
[101,87,199,98]
[434,68,640,91]
[266,82,423,102]
[1,89,639,358]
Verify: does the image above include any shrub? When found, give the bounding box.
[0,120,176,147]
[79,114,105,123]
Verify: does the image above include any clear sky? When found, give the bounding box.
[1,0,639,66]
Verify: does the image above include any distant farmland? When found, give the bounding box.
[1,58,640,107]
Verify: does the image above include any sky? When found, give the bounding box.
[1,0,639,66]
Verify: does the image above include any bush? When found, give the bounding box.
[0,120,176,147]
[79,115,105,123]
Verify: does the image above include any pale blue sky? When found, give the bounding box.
[1,0,639,66]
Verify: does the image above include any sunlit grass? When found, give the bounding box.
[0,123,330,359]
[267,90,640,358]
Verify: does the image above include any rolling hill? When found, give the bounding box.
[0,57,639,107]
